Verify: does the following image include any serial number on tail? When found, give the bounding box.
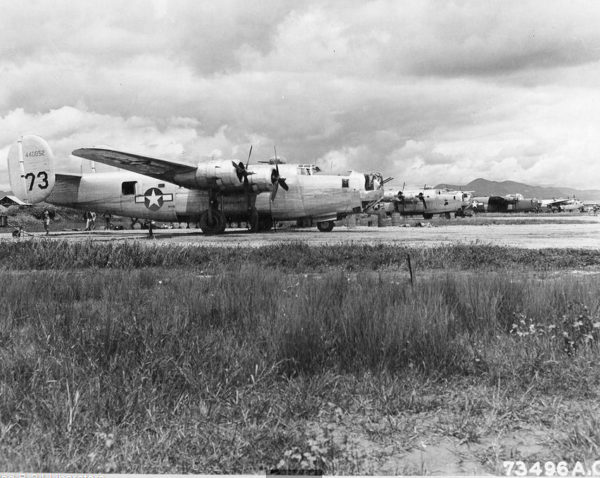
[24,150,45,157]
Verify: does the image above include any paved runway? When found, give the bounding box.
[2,216,599,249]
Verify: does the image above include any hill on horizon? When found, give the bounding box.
[434,178,600,201]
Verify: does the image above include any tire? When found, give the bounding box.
[199,210,226,235]
[248,208,260,232]
[317,220,335,232]
[258,216,273,231]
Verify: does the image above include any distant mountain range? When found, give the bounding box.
[434,178,600,201]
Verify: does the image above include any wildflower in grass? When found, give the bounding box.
[277,443,328,471]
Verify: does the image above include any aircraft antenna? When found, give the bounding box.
[17,137,25,177]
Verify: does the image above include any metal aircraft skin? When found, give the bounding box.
[473,194,541,213]
[7,135,384,234]
[540,197,585,212]
[380,187,472,219]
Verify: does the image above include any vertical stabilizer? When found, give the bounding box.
[7,135,56,204]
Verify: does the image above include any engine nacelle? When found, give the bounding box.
[247,164,275,193]
[383,190,400,201]
[193,160,273,193]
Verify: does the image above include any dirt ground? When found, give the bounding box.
[3,215,599,249]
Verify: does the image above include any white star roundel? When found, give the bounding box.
[135,188,173,211]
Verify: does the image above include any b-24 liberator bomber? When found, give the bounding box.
[475,194,541,213]
[380,187,472,219]
[7,135,385,234]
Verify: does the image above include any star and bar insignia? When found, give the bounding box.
[135,188,174,211]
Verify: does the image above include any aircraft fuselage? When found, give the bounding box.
[47,168,367,225]
[383,188,471,218]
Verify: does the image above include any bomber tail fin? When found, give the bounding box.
[7,135,56,204]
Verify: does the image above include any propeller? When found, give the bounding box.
[417,192,427,209]
[232,146,257,226]
[270,146,289,201]
[232,145,254,185]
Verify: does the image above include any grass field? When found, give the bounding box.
[1,240,600,473]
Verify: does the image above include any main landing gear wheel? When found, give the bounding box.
[199,210,226,235]
[250,215,273,232]
[248,207,260,233]
[259,216,273,232]
[317,220,335,232]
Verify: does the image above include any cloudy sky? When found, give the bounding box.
[2,0,600,190]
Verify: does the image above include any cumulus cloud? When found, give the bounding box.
[2,0,600,192]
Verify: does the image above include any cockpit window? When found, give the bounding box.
[298,164,321,175]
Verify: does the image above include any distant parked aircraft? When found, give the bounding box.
[380,187,472,219]
[540,197,584,212]
[474,194,541,213]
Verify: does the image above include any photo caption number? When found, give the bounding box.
[503,460,592,476]
[529,462,542,476]
[24,171,49,191]
[504,461,527,476]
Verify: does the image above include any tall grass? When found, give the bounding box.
[1,239,600,271]
[2,268,599,405]
[2,243,600,471]
[3,267,599,382]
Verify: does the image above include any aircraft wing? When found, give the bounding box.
[72,146,276,193]
[72,148,196,183]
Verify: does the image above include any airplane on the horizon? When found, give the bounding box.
[540,197,585,212]
[6,135,385,234]
[473,193,541,213]
[378,187,472,219]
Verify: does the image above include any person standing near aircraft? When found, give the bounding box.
[84,211,91,230]
[84,211,97,230]
[42,208,50,235]
[103,211,112,230]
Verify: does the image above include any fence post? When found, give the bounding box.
[407,253,414,286]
